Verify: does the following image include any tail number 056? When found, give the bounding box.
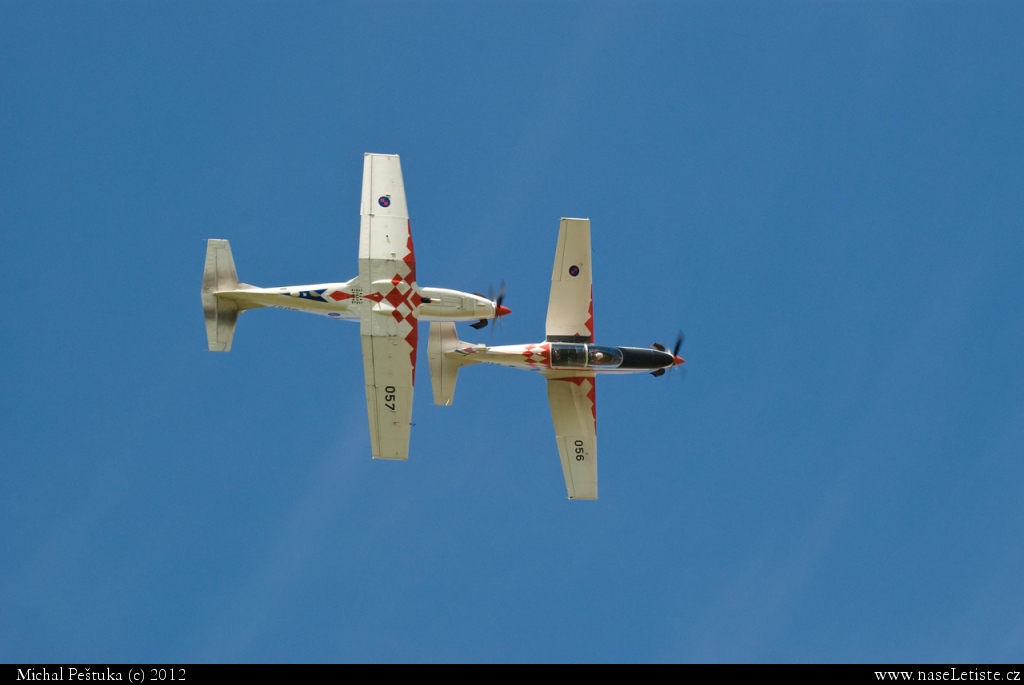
[575,439,586,461]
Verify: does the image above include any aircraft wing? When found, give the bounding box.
[544,371,598,499]
[358,153,420,460]
[545,218,593,343]
[360,329,416,460]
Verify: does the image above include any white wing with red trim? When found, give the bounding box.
[545,218,593,343]
[358,153,421,460]
[544,371,598,500]
[360,332,415,460]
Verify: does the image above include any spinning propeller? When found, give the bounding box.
[650,332,685,378]
[469,281,511,330]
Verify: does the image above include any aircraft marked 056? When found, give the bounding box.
[426,218,684,500]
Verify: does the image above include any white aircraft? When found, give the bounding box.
[201,153,510,460]
[427,218,684,500]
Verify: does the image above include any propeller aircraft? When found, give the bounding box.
[427,218,684,500]
[201,153,511,460]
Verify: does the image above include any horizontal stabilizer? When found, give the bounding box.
[428,322,461,406]
[201,239,241,352]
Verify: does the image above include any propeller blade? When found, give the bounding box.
[489,280,510,330]
[672,332,685,358]
[652,331,686,379]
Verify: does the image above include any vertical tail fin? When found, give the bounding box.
[427,322,461,406]
[201,239,240,352]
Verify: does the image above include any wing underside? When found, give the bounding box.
[544,372,598,499]
[545,218,593,343]
[358,153,420,460]
[361,333,415,460]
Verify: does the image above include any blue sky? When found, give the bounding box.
[2,1,1022,663]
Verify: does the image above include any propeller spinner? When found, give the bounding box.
[469,281,511,330]
[651,332,685,377]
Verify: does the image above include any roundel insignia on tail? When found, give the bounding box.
[378,196,391,207]
[569,265,580,277]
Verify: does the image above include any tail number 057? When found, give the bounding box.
[385,386,396,411]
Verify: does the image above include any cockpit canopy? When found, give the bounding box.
[550,343,623,368]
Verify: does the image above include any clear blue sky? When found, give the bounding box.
[2,1,1022,663]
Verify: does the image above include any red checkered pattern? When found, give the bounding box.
[584,286,594,342]
[521,342,551,368]
[375,221,419,384]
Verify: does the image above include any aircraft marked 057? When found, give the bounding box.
[201,153,511,461]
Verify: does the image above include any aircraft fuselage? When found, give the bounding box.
[214,282,500,322]
[447,341,680,374]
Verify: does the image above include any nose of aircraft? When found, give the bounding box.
[673,355,685,366]
[497,304,512,317]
